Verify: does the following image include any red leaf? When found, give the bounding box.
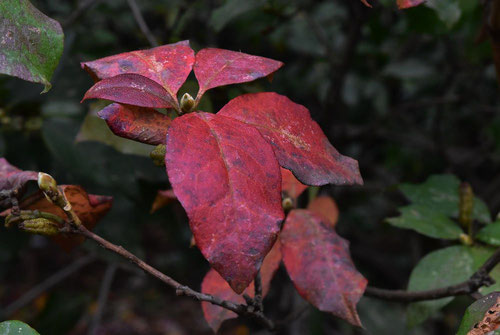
[281,209,367,327]
[150,189,177,213]
[281,168,308,200]
[165,112,284,293]
[360,0,372,7]
[194,48,283,98]
[0,158,37,207]
[307,195,339,228]
[97,103,171,145]
[81,40,194,107]
[397,0,425,9]
[201,239,282,332]
[82,73,175,108]
[218,92,363,186]
[1,185,112,251]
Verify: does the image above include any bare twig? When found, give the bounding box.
[88,263,118,335]
[0,255,94,319]
[365,247,500,302]
[126,0,159,47]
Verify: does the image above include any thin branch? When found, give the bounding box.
[64,224,275,330]
[88,263,118,335]
[126,0,159,47]
[254,271,264,312]
[0,255,94,318]
[365,247,500,302]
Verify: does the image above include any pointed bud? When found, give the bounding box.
[180,93,195,114]
[282,197,294,213]
[150,144,166,166]
[38,172,58,201]
[19,218,59,236]
[459,233,473,246]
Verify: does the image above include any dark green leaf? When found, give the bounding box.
[477,222,500,246]
[0,0,64,92]
[456,292,500,335]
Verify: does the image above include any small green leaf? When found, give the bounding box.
[387,205,463,239]
[456,292,500,335]
[0,321,40,335]
[477,222,500,246]
[407,246,497,327]
[0,0,64,92]
[399,175,491,224]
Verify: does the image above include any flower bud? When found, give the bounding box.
[38,172,58,201]
[459,233,473,246]
[150,144,166,166]
[19,218,59,236]
[180,93,195,114]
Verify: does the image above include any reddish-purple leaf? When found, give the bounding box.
[97,103,171,145]
[281,209,367,327]
[194,48,283,98]
[201,239,282,332]
[281,167,308,200]
[81,40,195,107]
[218,92,363,186]
[165,112,284,293]
[307,195,339,228]
[397,0,425,9]
[0,158,37,207]
[82,73,175,108]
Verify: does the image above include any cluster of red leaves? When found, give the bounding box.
[361,0,425,9]
[81,41,365,330]
[0,158,112,251]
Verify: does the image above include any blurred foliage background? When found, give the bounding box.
[0,0,499,334]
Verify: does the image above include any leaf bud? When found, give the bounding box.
[282,197,294,213]
[38,172,58,201]
[459,233,473,246]
[150,144,166,166]
[180,93,195,114]
[19,218,59,236]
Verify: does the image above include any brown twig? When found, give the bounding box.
[365,247,500,302]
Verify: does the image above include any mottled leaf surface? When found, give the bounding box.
[281,167,308,200]
[0,320,40,335]
[281,209,367,326]
[0,0,63,92]
[194,49,283,97]
[477,222,500,246]
[406,246,499,327]
[218,92,362,186]
[307,195,339,228]
[165,112,284,293]
[150,189,177,213]
[82,74,175,108]
[0,158,37,208]
[82,40,194,106]
[16,185,112,251]
[97,103,171,145]
[201,240,282,332]
[457,292,500,335]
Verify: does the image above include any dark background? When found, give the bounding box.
[1,0,499,334]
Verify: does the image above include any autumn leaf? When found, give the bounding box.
[307,195,339,227]
[150,189,177,213]
[281,209,367,327]
[82,73,177,108]
[0,158,38,208]
[10,185,112,251]
[201,240,282,332]
[397,0,426,9]
[218,92,363,186]
[81,40,195,109]
[281,167,308,201]
[165,112,284,293]
[194,48,283,98]
[98,103,171,145]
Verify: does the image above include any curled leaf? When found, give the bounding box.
[218,92,363,186]
[165,112,284,293]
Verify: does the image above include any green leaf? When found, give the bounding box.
[386,205,463,239]
[407,246,496,327]
[456,292,500,335]
[399,175,491,224]
[0,0,64,92]
[0,321,40,335]
[477,222,500,246]
[424,0,461,28]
